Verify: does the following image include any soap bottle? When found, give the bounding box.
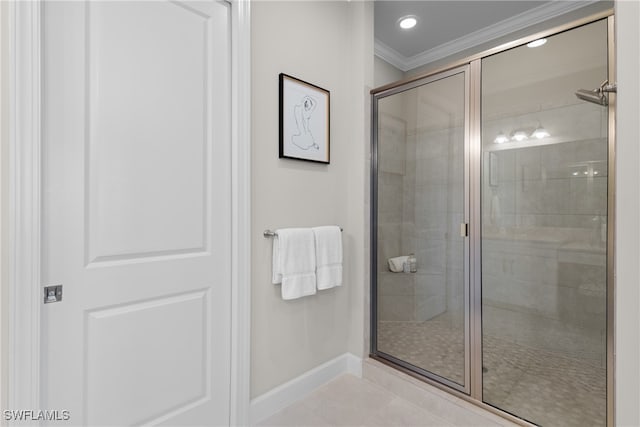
[408,253,417,273]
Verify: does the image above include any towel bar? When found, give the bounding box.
[263,227,343,238]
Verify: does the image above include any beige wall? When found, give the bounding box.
[250,1,372,398]
[615,1,640,425]
[374,56,403,89]
[345,1,373,360]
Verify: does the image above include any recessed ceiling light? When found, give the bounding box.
[398,15,418,30]
[527,38,547,48]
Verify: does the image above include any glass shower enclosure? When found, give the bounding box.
[372,67,470,391]
[371,16,612,427]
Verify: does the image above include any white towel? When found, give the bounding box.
[312,226,343,290]
[272,228,317,300]
[388,256,408,273]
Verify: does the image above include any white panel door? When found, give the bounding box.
[40,1,232,425]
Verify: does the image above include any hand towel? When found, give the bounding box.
[312,226,343,290]
[272,228,317,300]
[388,256,409,273]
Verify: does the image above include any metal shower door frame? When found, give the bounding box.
[370,64,472,395]
[370,9,615,427]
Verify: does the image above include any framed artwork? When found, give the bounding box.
[279,73,330,164]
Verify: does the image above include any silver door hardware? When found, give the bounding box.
[44,285,63,304]
[460,223,469,237]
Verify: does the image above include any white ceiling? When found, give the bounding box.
[374,0,604,71]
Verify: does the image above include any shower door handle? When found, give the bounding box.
[460,223,469,237]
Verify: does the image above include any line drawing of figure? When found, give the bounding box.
[291,95,319,150]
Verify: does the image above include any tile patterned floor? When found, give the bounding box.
[377,317,606,427]
[378,316,465,385]
[258,374,508,427]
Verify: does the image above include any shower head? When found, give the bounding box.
[575,88,608,106]
[575,80,616,106]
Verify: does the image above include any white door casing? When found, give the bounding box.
[6,0,252,425]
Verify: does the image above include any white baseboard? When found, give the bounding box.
[346,352,363,378]
[249,353,362,425]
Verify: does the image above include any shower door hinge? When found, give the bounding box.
[460,223,469,237]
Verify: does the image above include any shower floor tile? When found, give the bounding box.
[377,316,465,385]
[377,316,606,427]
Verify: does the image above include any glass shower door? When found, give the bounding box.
[374,67,469,390]
[480,20,609,426]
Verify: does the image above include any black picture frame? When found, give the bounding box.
[279,73,330,164]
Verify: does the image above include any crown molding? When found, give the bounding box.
[375,0,600,72]
[374,37,411,71]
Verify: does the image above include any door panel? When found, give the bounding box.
[41,1,231,425]
[85,291,209,425]
[373,68,469,391]
[86,1,210,263]
[480,19,608,426]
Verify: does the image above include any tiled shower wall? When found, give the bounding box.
[377,111,413,321]
[378,95,607,362]
[482,101,608,363]
[411,124,464,322]
[378,105,464,323]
